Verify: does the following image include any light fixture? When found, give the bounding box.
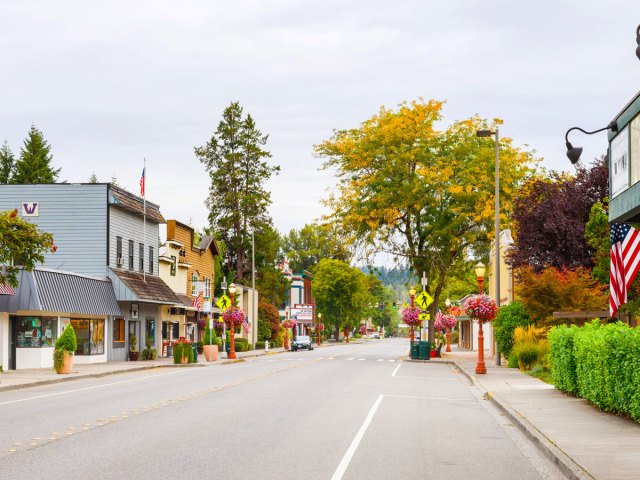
[409,287,416,296]
[221,278,227,292]
[636,24,640,61]
[474,262,486,279]
[228,285,236,295]
[445,298,451,308]
[564,122,617,165]
[476,129,496,138]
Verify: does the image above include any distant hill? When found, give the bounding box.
[360,266,417,302]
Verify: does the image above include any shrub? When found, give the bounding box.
[203,324,217,345]
[513,342,540,370]
[255,341,265,350]
[494,302,531,357]
[173,341,194,364]
[234,338,249,352]
[507,352,519,368]
[55,323,77,353]
[548,324,578,394]
[449,330,459,344]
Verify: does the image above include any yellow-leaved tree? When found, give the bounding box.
[315,99,537,341]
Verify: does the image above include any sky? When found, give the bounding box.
[1,0,639,237]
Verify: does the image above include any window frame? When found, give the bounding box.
[128,240,134,270]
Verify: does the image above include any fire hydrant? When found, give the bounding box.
[265,340,269,352]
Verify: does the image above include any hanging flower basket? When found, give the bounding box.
[317,322,325,332]
[462,294,498,323]
[222,306,246,329]
[282,318,297,329]
[402,306,422,327]
[435,311,457,331]
[450,306,462,316]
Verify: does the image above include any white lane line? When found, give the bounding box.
[330,395,384,480]
[327,357,334,360]
[377,359,384,362]
[384,394,474,402]
[388,359,395,362]
[391,364,401,377]
[357,358,365,361]
[346,358,354,361]
[0,369,186,406]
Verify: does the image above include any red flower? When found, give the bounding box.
[9,209,17,218]
[52,245,57,252]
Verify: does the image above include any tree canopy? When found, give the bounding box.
[315,99,536,341]
[0,141,15,184]
[282,222,351,272]
[12,125,60,184]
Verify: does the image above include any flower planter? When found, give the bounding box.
[56,351,73,374]
[430,350,437,358]
[129,351,139,361]
[203,344,218,362]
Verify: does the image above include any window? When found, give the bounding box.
[139,243,144,272]
[71,319,105,355]
[170,255,176,276]
[116,237,123,266]
[128,240,134,270]
[15,316,57,347]
[148,246,153,274]
[146,318,155,346]
[191,272,199,296]
[113,318,125,346]
[204,278,211,298]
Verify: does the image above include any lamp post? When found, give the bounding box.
[564,122,618,165]
[445,297,452,353]
[420,271,428,342]
[474,262,487,374]
[220,278,227,353]
[284,307,290,351]
[477,127,501,365]
[228,285,237,359]
[409,287,416,343]
[317,313,322,347]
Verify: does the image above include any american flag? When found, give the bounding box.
[242,316,250,334]
[610,223,640,317]
[139,167,145,197]
[192,294,202,311]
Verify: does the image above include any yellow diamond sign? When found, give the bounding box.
[415,291,434,309]
[419,313,431,321]
[215,295,232,311]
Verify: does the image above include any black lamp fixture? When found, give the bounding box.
[636,24,640,61]
[564,121,618,165]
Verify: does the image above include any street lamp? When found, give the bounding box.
[476,128,502,365]
[409,287,416,343]
[474,263,487,374]
[317,313,322,347]
[228,285,237,359]
[445,297,452,353]
[564,122,617,165]
[220,278,227,353]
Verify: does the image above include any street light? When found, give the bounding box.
[317,312,322,347]
[474,264,487,375]
[564,122,618,165]
[228,285,237,359]
[445,297,452,353]
[220,278,227,353]
[409,287,416,343]
[476,128,502,365]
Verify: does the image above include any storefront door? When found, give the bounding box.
[129,320,140,353]
[9,315,16,370]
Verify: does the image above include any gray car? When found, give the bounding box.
[291,335,313,351]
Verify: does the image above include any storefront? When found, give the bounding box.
[0,268,121,370]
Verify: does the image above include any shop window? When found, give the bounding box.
[116,236,123,266]
[15,316,57,347]
[204,278,211,298]
[191,272,198,296]
[128,240,134,270]
[146,318,155,346]
[113,318,125,346]
[170,255,176,276]
[148,246,154,274]
[139,243,144,272]
[71,319,105,355]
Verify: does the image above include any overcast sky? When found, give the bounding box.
[1,1,639,236]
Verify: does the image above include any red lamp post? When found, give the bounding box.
[227,285,237,359]
[474,262,487,374]
[409,287,416,342]
[445,298,452,353]
[317,313,322,347]
[284,308,290,351]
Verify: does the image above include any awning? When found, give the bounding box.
[109,268,181,305]
[176,293,199,312]
[0,283,15,295]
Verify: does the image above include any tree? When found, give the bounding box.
[584,201,610,285]
[12,125,60,184]
[89,172,99,183]
[196,102,280,283]
[0,209,56,287]
[315,99,535,342]
[508,158,608,271]
[258,299,281,341]
[0,141,16,184]
[282,223,351,272]
[312,259,372,340]
[494,302,532,357]
[514,266,607,325]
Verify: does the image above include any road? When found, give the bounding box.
[0,339,566,479]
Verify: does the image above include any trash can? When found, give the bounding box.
[192,343,198,363]
[410,341,419,359]
[167,345,173,357]
[418,341,430,360]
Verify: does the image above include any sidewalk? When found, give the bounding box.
[424,346,640,480]
[0,346,293,392]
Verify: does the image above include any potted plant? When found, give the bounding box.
[54,323,77,374]
[129,334,139,361]
[141,336,157,360]
[172,338,193,364]
[203,323,218,362]
[197,340,204,355]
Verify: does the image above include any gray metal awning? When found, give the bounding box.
[0,268,121,316]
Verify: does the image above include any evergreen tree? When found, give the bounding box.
[196,102,280,283]
[12,125,60,184]
[0,141,15,184]
[89,172,99,183]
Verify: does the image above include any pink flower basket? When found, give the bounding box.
[462,294,498,323]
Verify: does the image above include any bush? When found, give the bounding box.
[494,302,531,357]
[449,330,459,344]
[203,324,217,345]
[55,323,77,353]
[255,341,265,350]
[141,347,157,360]
[513,342,540,370]
[234,338,249,352]
[173,342,194,364]
[507,352,519,368]
[548,324,578,394]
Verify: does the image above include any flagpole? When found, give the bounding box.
[143,158,146,284]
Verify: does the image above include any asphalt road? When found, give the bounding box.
[0,339,566,480]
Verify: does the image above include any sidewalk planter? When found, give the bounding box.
[54,351,73,374]
[172,340,194,364]
[203,344,218,362]
[53,323,77,374]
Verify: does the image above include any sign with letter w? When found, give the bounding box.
[21,202,39,217]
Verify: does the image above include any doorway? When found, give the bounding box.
[9,315,17,370]
[128,320,140,355]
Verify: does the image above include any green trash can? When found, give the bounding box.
[418,341,430,360]
[410,341,419,359]
[192,343,198,363]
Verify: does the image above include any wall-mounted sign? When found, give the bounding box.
[21,201,39,217]
[611,126,630,198]
[291,304,314,323]
[131,303,139,319]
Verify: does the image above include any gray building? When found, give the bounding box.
[0,184,180,369]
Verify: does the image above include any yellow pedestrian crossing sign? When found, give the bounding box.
[216,295,232,311]
[402,302,408,308]
[419,313,431,321]
[415,291,434,309]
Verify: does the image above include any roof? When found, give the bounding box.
[176,293,198,311]
[110,268,181,304]
[108,185,165,224]
[0,268,121,316]
[199,235,221,256]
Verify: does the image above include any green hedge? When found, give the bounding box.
[549,321,640,421]
[234,338,249,352]
[255,341,265,350]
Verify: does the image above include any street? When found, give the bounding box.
[0,339,565,480]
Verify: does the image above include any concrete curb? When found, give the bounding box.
[449,361,595,480]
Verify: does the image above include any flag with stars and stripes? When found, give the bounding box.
[610,223,640,317]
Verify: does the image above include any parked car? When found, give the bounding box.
[371,332,381,339]
[292,335,313,351]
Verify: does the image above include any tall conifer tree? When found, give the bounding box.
[0,140,15,184]
[12,125,60,184]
